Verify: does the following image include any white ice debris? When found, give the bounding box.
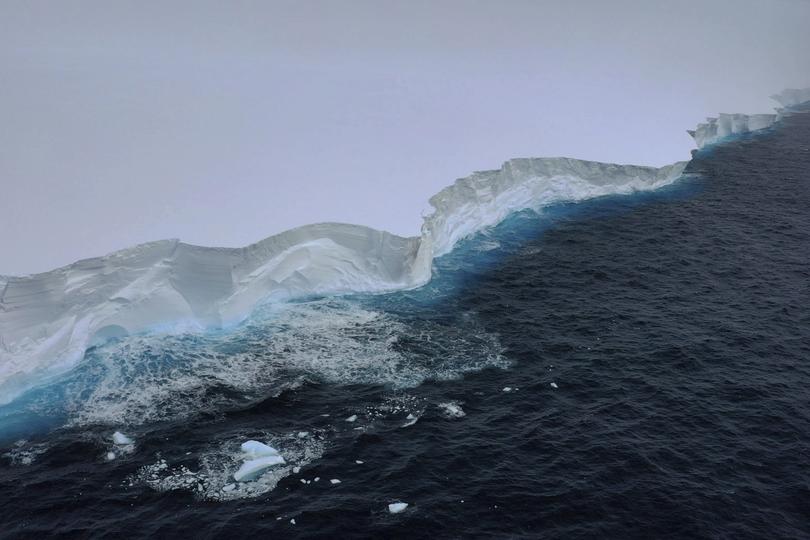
[345,415,358,423]
[297,431,309,438]
[402,413,419,427]
[438,401,466,418]
[503,387,512,392]
[112,431,133,445]
[355,460,364,464]
[233,455,286,482]
[105,452,116,461]
[330,479,341,484]
[293,466,301,474]
[240,440,280,459]
[550,382,558,389]
[388,502,409,514]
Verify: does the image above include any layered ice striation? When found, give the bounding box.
[688,88,810,150]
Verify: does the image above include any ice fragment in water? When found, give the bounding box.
[233,455,286,482]
[240,440,280,458]
[112,431,133,445]
[388,502,409,514]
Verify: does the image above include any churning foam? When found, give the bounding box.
[59,299,505,428]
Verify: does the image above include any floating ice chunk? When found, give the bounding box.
[233,455,286,482]
[105,452,116,461]
[290,519,296,525]
[438,402,466,418]
[503,387,512,392]
[300,479,306,484]
[112,431,133,445]
[550,382,558,389]
[297,431,309,438]
[292,466,301,474]
[388,502,409,514]
[330,479,341,484]
[402,414,419,427]
[314,477,320,482]
[355,460,364,464]
[222,483,236,492]
[240,440,280,459]
[345,415,358,422]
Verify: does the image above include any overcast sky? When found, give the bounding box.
[1,0,809,275]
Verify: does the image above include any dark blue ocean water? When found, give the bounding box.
[1,110,809,539]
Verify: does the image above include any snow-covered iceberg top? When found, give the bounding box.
[688,88,810,150]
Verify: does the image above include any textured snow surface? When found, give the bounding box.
[2,87,806,406]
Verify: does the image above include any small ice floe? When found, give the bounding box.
[112,431,133,445]
[293,466,301,474]
[330,479,341,484]
[222,483,236,493]
[550,382,558,389]
[388,502,409,514]
[438,401,466,419]
[345,415,358,423]
[300,479,307,484]
[106,452,116,461]
[241,440,280,459]
[290,519,296,525]
[503,387,512,392]
[297,431,309,439]
[355,460,364,465]
[314,477,320,482]
[233,455,286,482]
[401,414,419,427]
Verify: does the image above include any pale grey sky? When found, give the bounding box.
[1,0,809,275]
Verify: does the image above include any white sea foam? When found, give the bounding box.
[57,300,503,427]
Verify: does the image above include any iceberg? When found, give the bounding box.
[688,88,810,150]
[2,87,807,406]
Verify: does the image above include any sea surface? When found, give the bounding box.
[1,110,809,539]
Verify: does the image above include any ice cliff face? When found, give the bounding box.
[688,88,810,150]
[423,158,687,257]
[1,87,808,405]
